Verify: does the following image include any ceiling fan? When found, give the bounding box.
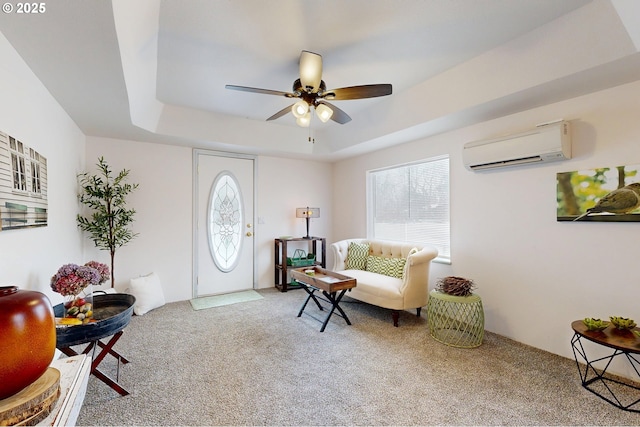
[225,50,392,127]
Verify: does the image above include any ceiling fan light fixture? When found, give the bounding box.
[315,104,333,123]
[296,112,311,127]
[299,51,322,93]
[291,100,309,118]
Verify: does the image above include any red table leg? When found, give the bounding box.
[59,331,130,396]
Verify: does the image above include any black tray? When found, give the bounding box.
[53,293,135,348]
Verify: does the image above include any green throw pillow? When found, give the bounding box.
[365,255,407,279]
[345,242,370,270]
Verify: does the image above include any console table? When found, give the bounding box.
[571,320,640,412]
[274,236,325,292]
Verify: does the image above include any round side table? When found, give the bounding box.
[427,290,484,348]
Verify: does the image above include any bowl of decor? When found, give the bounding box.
[609,316,637,330]
[582,318,610,331]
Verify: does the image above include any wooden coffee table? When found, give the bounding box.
[291,266,356,332]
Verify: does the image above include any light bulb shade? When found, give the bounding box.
[299,51,322,93]
[296,112,311,127]
[296,207,320,218]
[291,100,309,118]
[315,103,333,123]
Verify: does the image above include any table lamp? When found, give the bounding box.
[296,207,320,239]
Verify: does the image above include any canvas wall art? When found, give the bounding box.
[0,131,48,230]
[557,164,640,222]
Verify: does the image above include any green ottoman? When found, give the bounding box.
[427,290,484,348]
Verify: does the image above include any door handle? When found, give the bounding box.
[246,231,253,237]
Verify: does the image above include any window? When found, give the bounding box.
[30,149,41,194]
[208,171,243,272]
[9,137,27,191]
[367,155,450,263]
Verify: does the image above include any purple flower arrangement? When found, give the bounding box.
[84,260,110,285]
[50,261,110,296]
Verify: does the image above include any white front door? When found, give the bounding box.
[194,150,255,297]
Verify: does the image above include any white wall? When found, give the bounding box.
[84,140,333,301]
[84,137,192,303]
[333,79,640,374]
[0,32,85,307]
[256,156,333,287]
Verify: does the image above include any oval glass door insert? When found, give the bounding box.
[208,171,244,272]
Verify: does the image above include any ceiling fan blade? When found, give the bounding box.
[317,101,351,124]
[225,85,296,98]
[299,50,322,93]
[322,84,392,100]
[266,104,294,121]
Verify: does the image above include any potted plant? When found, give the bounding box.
[77,157,139,288]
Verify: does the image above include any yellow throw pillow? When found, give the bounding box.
[345,242,370,270]
[365,255,407,279]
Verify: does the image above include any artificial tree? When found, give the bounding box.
[76,157,139,288]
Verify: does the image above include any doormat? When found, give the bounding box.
[190,290,263,311]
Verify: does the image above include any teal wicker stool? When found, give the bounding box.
[427,290,484,348]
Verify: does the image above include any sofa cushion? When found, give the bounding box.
[365,255,406,279]
[340,269,404,309]
[345,242,370,270]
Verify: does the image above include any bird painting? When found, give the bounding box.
[573,182,640,221]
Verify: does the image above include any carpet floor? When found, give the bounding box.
[74,288,639,425]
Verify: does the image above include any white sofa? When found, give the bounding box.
[330,238,438,326]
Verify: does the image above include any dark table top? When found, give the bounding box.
[291,266,356,293]
[54,293,135,348]
[572,320,640,354]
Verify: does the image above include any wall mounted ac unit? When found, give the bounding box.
[463,121,571,171]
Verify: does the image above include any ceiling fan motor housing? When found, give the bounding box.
[293,79,326,96]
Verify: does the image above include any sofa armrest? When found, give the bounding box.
[401,246,438,308]
[407,246,438,267]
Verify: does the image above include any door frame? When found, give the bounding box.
[192,149,258,298]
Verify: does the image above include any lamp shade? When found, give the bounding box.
[299,51,322,93]
[296,112,311,127]
[291,100,309,118]
[296,207,320,218]
[315,103,333,123]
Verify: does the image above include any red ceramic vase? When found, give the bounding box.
[0,285,56,400]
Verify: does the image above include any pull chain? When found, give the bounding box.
[308,109,315,143]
